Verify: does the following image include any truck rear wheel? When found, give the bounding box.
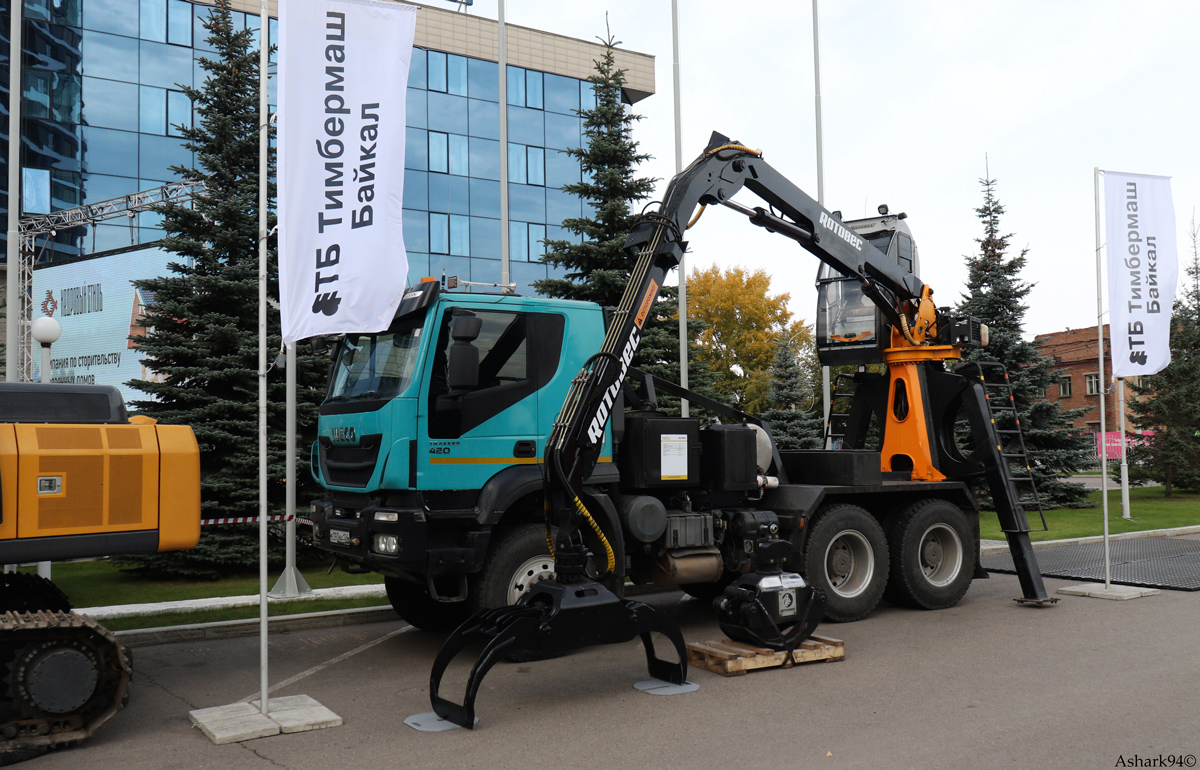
[803,504,889,623]
[884,498,975,610]
[472,524,556,610]
[384,577,470,632]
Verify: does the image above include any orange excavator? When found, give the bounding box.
[0,382,199,762]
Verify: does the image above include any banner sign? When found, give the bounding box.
[1095,431,1151,460]
[279,0,417,343]
[31,248,175,404]
[1103,171,1177,378]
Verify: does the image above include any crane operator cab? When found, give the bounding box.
[815,205,918,366]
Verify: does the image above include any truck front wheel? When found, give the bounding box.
[384,577,470,632]
[803,504,889,623]
[885,498,975,610]
[472,524,556,610]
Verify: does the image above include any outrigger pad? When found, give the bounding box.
[429,580,688,729]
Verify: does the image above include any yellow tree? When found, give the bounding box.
[688,265,811,414]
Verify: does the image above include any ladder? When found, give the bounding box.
[961,361,1047,533]
[823,373,858,450]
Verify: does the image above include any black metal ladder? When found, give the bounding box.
[823,373,858,450]
[971,361,1048,533]
[957,360,1058,606]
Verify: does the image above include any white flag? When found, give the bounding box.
[1104,171,1177,378]
[279,0,417,343]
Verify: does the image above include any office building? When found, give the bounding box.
[1,0,655,393]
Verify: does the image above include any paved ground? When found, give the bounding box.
[28,572,1200,770]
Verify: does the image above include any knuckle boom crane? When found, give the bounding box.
[428,133,1056,727]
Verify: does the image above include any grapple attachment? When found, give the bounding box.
[430,579,687,729]
[715,572,826,654]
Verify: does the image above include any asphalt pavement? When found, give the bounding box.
[28,571,1200,770]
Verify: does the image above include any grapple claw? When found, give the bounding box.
[428,579,687,728]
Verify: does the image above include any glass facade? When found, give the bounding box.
[1,0,279,257]
[0,1,599,295]
[405,47,591,292]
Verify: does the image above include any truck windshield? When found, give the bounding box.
[326,318,424,402]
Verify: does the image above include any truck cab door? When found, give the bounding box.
[420,307,559,490]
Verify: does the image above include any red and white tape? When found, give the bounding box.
[200,514,297,526]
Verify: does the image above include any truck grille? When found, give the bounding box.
[319,434,382,488]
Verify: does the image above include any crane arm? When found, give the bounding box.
[542,132,954,573]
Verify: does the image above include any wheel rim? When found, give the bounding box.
[507,553,555,605]
[918,523,963,587]
[823,529,874,599]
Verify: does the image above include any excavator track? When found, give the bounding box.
[0,602,131,764]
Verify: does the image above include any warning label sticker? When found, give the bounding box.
[660,433,689,480]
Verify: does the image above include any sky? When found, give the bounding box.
[445,0,1200,339]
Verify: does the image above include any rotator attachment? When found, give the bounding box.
[712,512,826,656]
[715,573,826,655]
[429,578,688,729]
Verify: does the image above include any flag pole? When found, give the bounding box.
[813,0,831,449]
[257,0,270,716]
[1094,166,1111,590]
[5,2,20,385]
[498,0,509,287]
[672,0,688,418]
[1118,377,1132,519]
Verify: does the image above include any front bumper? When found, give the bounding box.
[308,499,491,578]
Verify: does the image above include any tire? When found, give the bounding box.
[384,576,470,632]
[884,498,976,610]
[472,524,557,610]
[802,504,889,623]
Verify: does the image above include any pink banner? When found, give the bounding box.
[1094,431,1151,460]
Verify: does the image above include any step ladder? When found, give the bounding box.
[823,373,858,450]
[961,361,1047,533]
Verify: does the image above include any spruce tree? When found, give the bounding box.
[760,334,824,449]
[1124,217,1200,495]
[534,35,710,406]
[121,1,329,577]
[956,176,1092,508]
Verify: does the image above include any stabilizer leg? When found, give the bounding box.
[1006,532,1057,606]
[630,600,688,685]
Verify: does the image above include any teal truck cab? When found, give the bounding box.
[309,279,612,629]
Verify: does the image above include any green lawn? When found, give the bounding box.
[24,558,383,610]
[980,486,1200,542]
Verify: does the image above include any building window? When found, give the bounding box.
[429,213,470,256]
[1059,377,1072,398]
[22,168,51,214]
[507,144,545,186]
[1085,373,1100,396]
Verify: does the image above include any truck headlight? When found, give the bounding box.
[373,534,399,555]
[374,511,399,522]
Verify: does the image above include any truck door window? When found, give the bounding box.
[896,234,914,273]
[429,310,542,438]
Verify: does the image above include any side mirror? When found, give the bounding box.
[447,312,482,391]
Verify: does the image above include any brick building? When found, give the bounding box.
[1033,324,1139,433]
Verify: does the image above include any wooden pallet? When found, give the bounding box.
[686,635,845,677]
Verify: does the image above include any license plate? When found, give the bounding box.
[778,588,798,618]
[329,528,351,545]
